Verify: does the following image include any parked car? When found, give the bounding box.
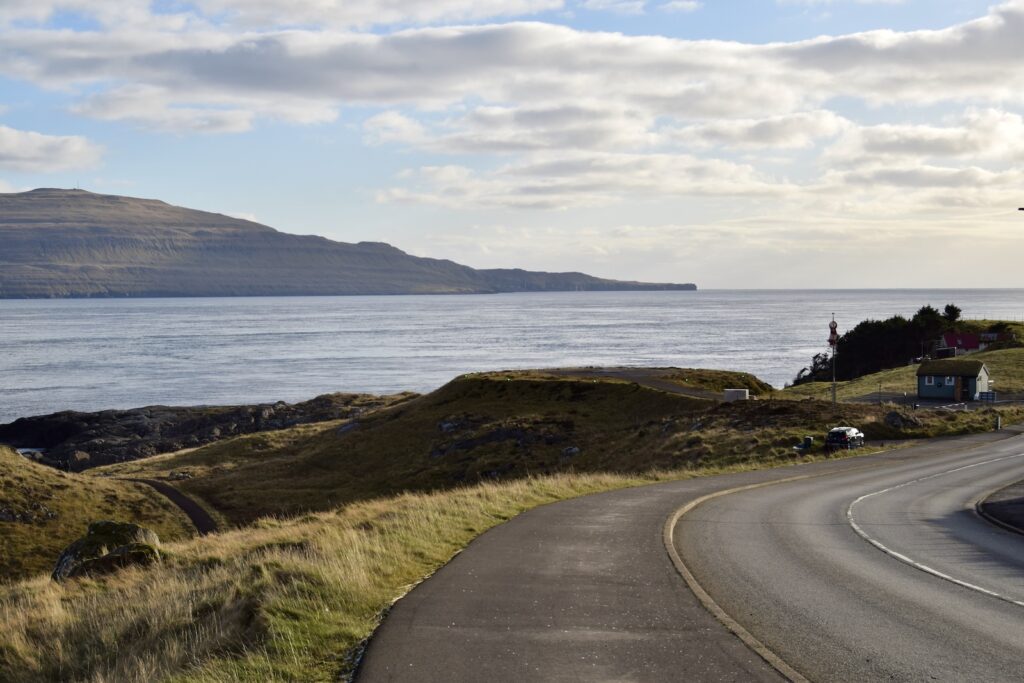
[825,426,865,450]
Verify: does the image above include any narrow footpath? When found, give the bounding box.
[127,478,219,535]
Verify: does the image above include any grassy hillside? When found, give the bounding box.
[98,371,1022,527]
[0,447,193,581]
[6,369,1024,681]
[783,347,1024,402]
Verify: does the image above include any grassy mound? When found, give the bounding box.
[97,372,1023,527]
[782,347,1024,402]
[0,446,192,581]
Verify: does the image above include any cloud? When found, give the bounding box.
[668,110,849,149]
[365,103,658,153]
[660,1,701,11]
[828,108,1024,163]
[4,0,1024,218]
[0,0,563,29]
[379,151,789,209]
[579,0,648,14]
[0,124,102,172]
[73,86,257,134]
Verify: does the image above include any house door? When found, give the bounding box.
[958,378,971,401]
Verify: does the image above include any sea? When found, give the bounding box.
[1,289,1022,424]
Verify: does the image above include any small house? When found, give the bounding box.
[916,359,989,402]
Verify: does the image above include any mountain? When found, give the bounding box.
[0,189,696,298]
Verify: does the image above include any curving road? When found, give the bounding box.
[678,430,1024,681]
[358,429,1024,682]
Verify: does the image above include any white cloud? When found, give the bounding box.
[828,108,1024,163]
[3,0,1024,227]
[660,1,701,11]
[366,103,659,153]
[0,124,102,172]
[73,86,257,134]
[668,110,849,149]
[579,0,648,14]
[0,0,562,29]
[379,151,789,209]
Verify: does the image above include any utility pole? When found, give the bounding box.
[829,314,839,406]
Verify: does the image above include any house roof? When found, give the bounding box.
[941,332,981,349]
[917,359,986,377]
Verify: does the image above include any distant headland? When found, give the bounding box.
[0,189,696,299]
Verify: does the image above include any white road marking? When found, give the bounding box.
[846,453,1024,608]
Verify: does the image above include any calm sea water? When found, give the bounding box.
[1,290,1022,423]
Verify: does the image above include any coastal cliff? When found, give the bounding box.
[0,189,696,298]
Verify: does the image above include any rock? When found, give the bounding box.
[52,521,160,582]
[337,422,360,435]
[884,411,922,430]
[0,393,404,471]
[67,543,160,579]
[561,446,581,458]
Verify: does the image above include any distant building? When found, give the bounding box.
[916,359,989,401]
[936,330,1015,356]
[939,332,981,353]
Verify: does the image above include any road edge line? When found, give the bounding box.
[972,484,1024,537]
[663,475,814,683]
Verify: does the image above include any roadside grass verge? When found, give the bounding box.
[0,460,850,683]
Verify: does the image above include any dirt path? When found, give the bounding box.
[127,478,218,535]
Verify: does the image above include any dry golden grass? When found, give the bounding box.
[0,472,684,682]
[0,447,193,581]
[4,404,1021,681]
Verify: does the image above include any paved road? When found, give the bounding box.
[357,430,1021,682]
[126,478,219,535]
[679,430,1024,681]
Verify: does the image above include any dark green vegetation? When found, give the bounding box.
[0,189,695,298]
[0,446,191,581]
[794,306,1022,384]
[99,370,1021,527]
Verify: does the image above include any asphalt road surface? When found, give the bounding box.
[679,430,1024,681]
[126,478,219,535]
[358,429,1024,682]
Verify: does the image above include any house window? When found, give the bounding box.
[946,376,954,384]
[925,376,934,385]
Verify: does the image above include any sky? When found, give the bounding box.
[1,0,1022,288]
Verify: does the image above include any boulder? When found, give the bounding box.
[52,521,160,582]
[884,411,922,430]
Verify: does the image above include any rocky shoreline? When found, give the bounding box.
[0,392,413,471]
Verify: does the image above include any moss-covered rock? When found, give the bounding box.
[51,521,160,581]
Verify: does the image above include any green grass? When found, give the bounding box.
[0,447,193,582]
[782,347,1024,401]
